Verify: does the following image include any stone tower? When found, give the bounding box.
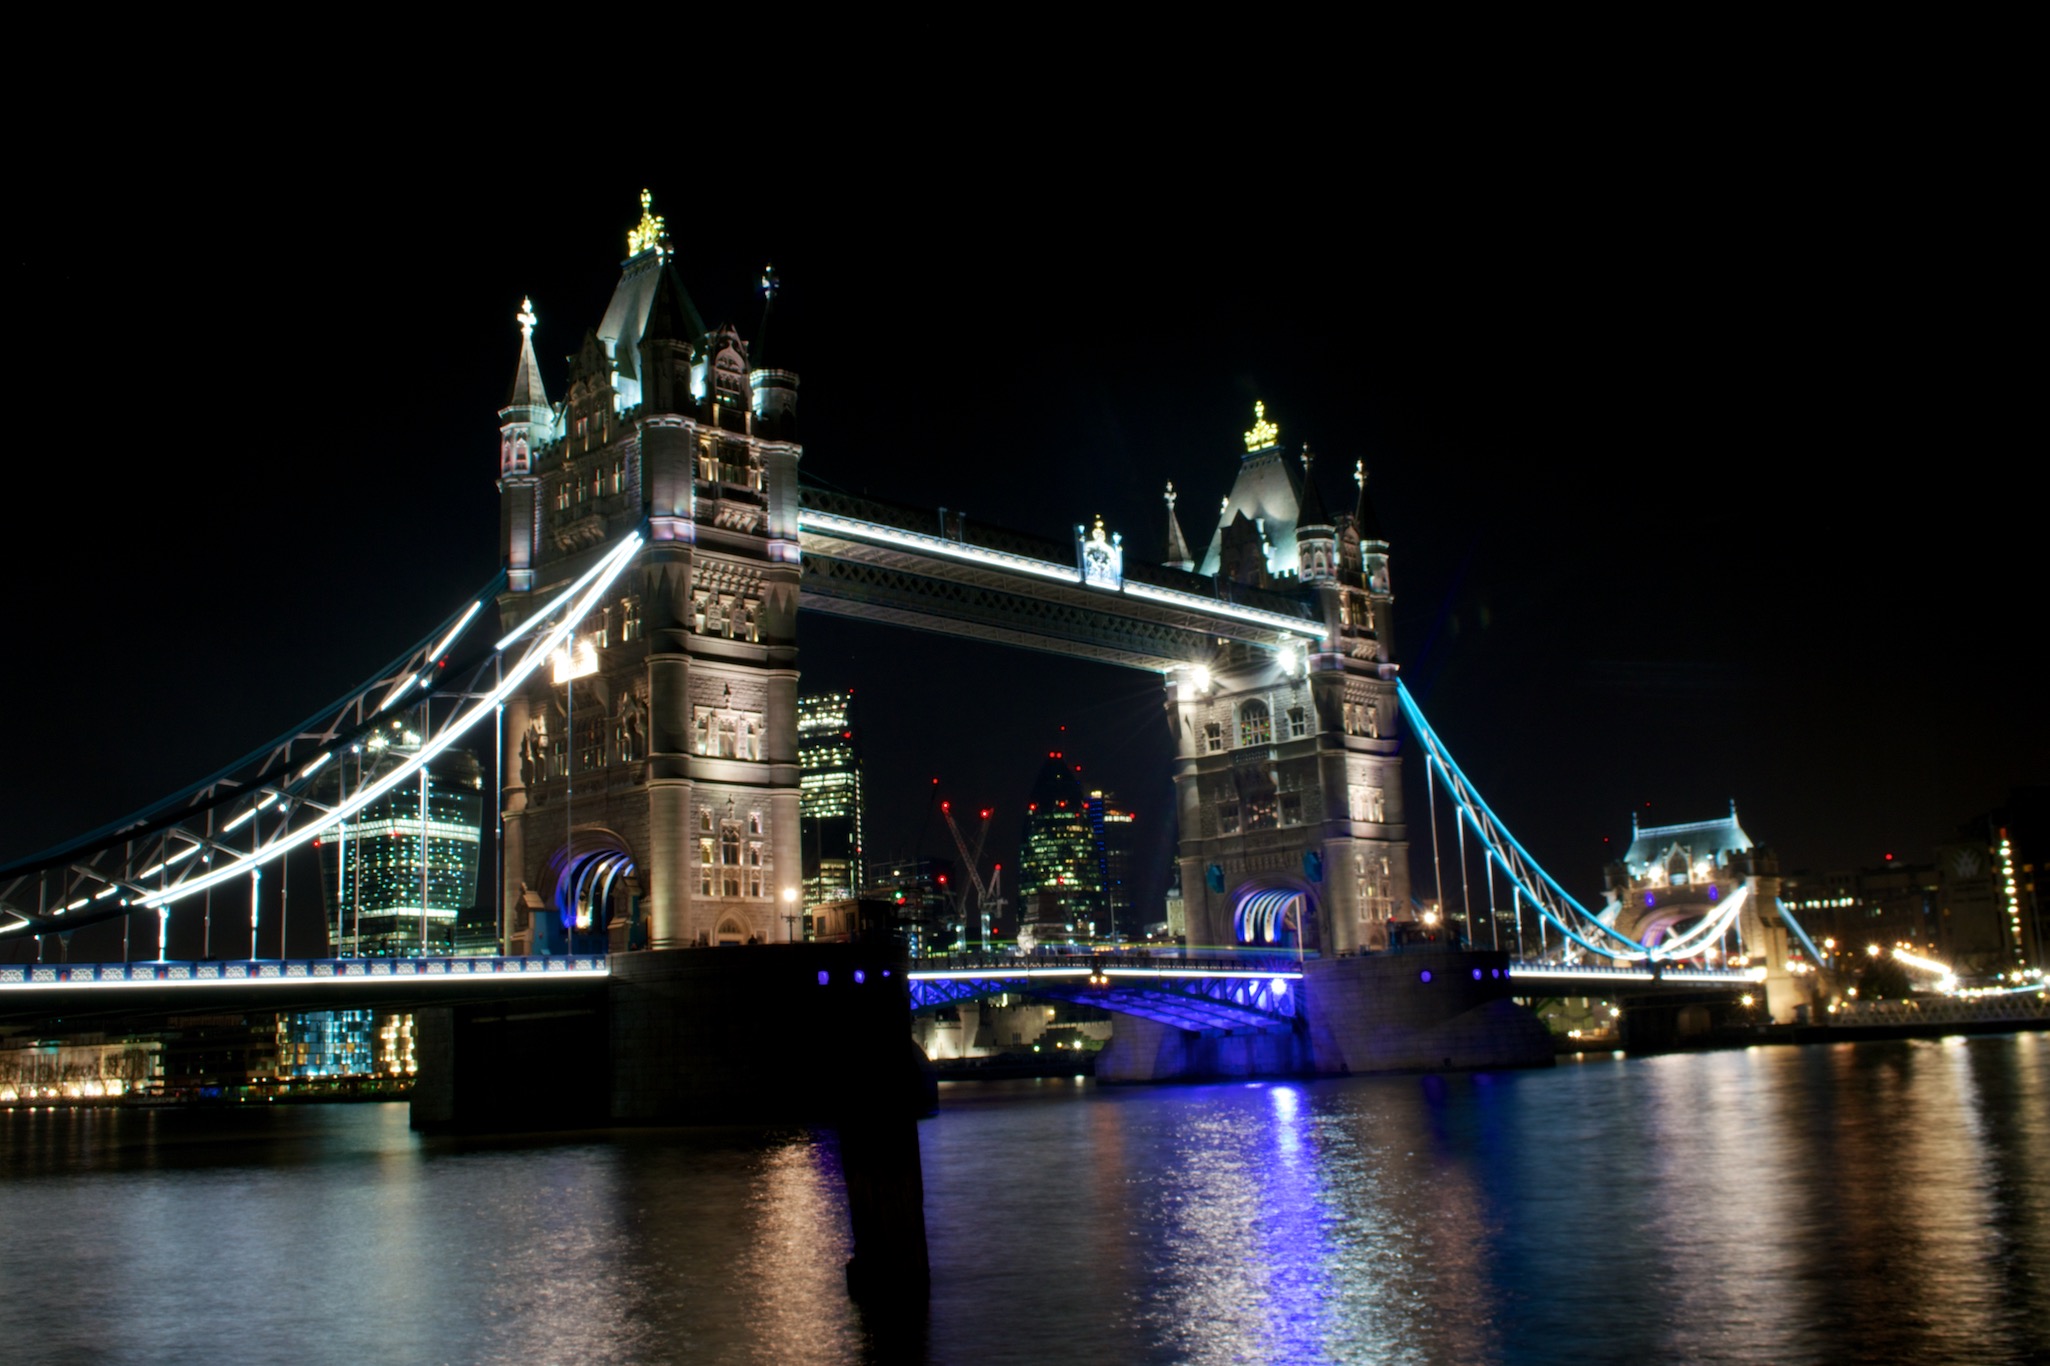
[1169,407,1411,955]
[496,191,803,954]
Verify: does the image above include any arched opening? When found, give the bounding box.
[714,916,749,946]
[1234,884,1313,949]
[543,829,639,954]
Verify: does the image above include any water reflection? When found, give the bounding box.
[2,1035,2046,1365]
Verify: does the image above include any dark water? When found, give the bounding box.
[3,1034,2046,1365]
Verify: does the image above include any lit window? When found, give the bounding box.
[1239,700,1271,748]
[1287,706,1307,739]
[1204,722,1223,753]
[1218,801,1240,835]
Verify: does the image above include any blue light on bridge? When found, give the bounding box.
[817,970,829,986]
[1419,969,1433,983]
[854,970,867,984]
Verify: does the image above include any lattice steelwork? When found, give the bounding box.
[0,532,646,947]
[908,957,1300,1034]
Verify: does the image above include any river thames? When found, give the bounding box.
[3,1032,2045,1365]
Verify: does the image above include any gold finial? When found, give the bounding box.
[1354,458,1366,490]
[516,297,537,341]
[626,188,667,257]
[1244,400,1279,452]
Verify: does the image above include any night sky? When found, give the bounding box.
[5,134,2038,956]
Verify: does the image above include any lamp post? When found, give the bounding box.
[782,886,800,943]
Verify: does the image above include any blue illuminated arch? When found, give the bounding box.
[1235,886,1309,947]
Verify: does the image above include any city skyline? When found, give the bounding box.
[3,168,2038,959]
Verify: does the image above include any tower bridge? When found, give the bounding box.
[0,189,1860,1296]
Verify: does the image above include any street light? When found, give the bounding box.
[781,886,799,942]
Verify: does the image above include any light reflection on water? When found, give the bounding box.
[2,1034,2046,1365]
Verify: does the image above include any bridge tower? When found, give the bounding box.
[497,192,804,954]
[1170,411,1411,956]
[1607,807,1814,1021]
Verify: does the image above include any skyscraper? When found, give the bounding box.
[313,726,483,957]
[1018,752,1106,938]
[1083,789,1136,939]
[798,690,865,907]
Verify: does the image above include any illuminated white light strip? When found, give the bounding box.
[1102,969,1306,980]
[256,793,279,811]
[64,898,88,911]
[299,752,331,779]
[221,809,256,833]
[1119,580,1324,639]
[167,846,200,864]
[1644,885,1750,963]
[0,961,613,992]
[92,887,119,901]
[799,510,1081,583]
[497,538,647,651]
[1893,946,1953,977]
[427,600,483,661]
[1510,966,1656,982]
[143,533,643,910]
[907,968,1091,981]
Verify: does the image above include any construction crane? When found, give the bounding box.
[941,800,1006,950]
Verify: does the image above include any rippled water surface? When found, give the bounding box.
[4,1034,2047,1365]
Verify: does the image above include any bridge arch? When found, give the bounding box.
[1231,878,1317,952]
[544,828,640,953]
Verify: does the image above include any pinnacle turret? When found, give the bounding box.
[498,297,551,478]
[1163,482,1194,572]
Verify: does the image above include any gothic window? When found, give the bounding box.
[554,483,571,512]
[699,837,715,895]
[1246,791,1277,830]
[621,596,641,643]
[1280,792,1303,825]
[747,843,764,898]
[1239,700,1272,748]
[699,809,713,834]
[1203,722,1223,753]
[748,812,762,837]
[699,442,717,483]
[720,824,742,897]
[707,598,726,636]
[1287,705,1308,739]
[1218,801,1241,835]
[694,709,713,755]
[1363,703,1379,739]
[691,594,708,633]
[610,458,625,494]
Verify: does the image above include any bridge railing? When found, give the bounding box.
[909,950,1311,978]
[0,955,610,988]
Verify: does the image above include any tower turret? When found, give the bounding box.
[1353,460,1391,596]
[499,298,550,478]
[1295,446,1337,583]
[498,298,549,593]
[638,263,698,416]
[1162,482,1194,572]
[749,264,800,441]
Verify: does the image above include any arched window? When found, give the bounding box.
[1238,700,1271,748]
[1287,705,1308,738]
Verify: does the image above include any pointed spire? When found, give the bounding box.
[505,297,550,411]
[1296,445,1333,530]
[1163,481,1194,571]
[1353,459,1387,542]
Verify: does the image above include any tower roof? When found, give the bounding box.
[1354,460,1387,543]
[1198,402,1306,577]
[503,297,550,415]
[1296,448,1333,531]
[1163,482,1194,569]
[1622,804,1753,876]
